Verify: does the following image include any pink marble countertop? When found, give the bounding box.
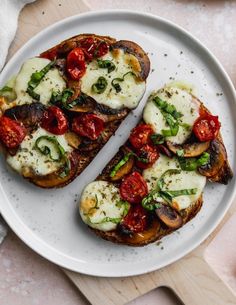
[0,1,236,304]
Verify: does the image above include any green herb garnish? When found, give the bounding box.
[27,60,55,100]
[97,59,116,73]
[110,153,133,178]
[111,71,136,93]
[50,88,74,109]
[0,86,16,101]
[34,135,70,178]
[178,152,210,171]
[150,134,165,145]
[92,76,108,94]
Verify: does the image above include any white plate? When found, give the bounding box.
[0,10,236,277]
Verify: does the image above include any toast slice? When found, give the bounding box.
[79,84,233,246]
[0,34,150,188]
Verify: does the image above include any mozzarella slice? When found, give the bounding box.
[80,181,129,231]
[81,50,146,109]
[143,86,200,144]
[14,58,66,106]
[7,128,72,176]
[142,155,206,210]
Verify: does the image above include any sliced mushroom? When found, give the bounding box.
[68,94,96,113]
[166,140,210,157]
[110,155,134,181]
[94,107,128,123]
[198,139,226,178]
[65,132,81,149]
[155,204,183,229]
[4,102,45,129]
[111,40,150,81]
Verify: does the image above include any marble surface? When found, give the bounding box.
[0,1,236,304]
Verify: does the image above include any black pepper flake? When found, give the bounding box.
[164,54,168,57]
[180,51,183,54]
[42,11,45,15]
[190,71,194,74]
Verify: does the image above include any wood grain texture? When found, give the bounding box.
[12,1,236,304]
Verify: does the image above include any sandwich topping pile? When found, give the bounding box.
[79,84,233,246]
[0,34,150,188]
[0,33,233,247]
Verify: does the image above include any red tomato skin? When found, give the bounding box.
[41,106,68,135]
[120,171,148,204]
[67,48,86,80]
[79,38,97,61]
[121,204,148,233]
[95,41,109,58]
[129,124,154,149]
[72,113,104,140]
[40,47,58,60]
[0,116,26,148]
[193,114,221,142]
[136,144,159,169]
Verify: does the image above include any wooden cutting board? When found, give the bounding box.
[8,1,236,304]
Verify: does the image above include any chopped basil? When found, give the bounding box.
[150,134,165,145]
[97,59,116,73]
[89,216,121,225]
[153,96,183,137]
[0,86,16,101]
[176,149,184,157]
[92,76,108,94]
[142,169,198,211]
[111,71,136,93]
[27,60,55,100]
[34,135,70,177]
[178,152,210,171]
[110,153,133,178]
[50,88,74,109]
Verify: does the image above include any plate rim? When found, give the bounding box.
[0,9,236,277]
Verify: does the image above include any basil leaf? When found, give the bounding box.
[151,134,165,145]
[178,152,210,171]
[50,88,74,109]
[27,60,55,100]
[92,76,108,94]
[153,96,183,120]
[35,135,70,177]
[164,188,197,197]
[157,169,181,190]
[111,71,136,93]
[110,153,133,178]
[89,217,121,225]
[97,59,116,73]
[0,86,16,101]
[176,149,184,157]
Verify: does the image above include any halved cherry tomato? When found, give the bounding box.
[79,38,97,61]
[0,116,26,148]
[79,38,109,60]
[120,171,148,204]
[67,47,86,80]
[121,204,148,233]
[193,114,220,142]
[94,41,109,58]
[129,124,154,149]
[72,113,104,140]
[136,144,159,169]
[40,46,58,60]
[41,106,68,135]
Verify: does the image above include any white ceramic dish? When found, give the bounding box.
[0,10,235,277]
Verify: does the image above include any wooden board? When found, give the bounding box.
[8,1,236,304]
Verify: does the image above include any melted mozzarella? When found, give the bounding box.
[81,50,146,109]
[143,86,200,144]
[14,58,66,106]
[142,155,206,210]
[7,128,72,176]
[80,181,129,231]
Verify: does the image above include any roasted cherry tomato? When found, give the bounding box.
[40,46,58,60]
[193,114,221,142]
[79,38,97,61]
[136,144,159,169]
[120,171,148,204]
[72,113,104,140]
[94,41,109,58]
[129,124,154,149]
[121,204,148,233]
[67,47,86,80]
[41,106,68,135]
[79,38,109,60]
[0,116,26,148]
